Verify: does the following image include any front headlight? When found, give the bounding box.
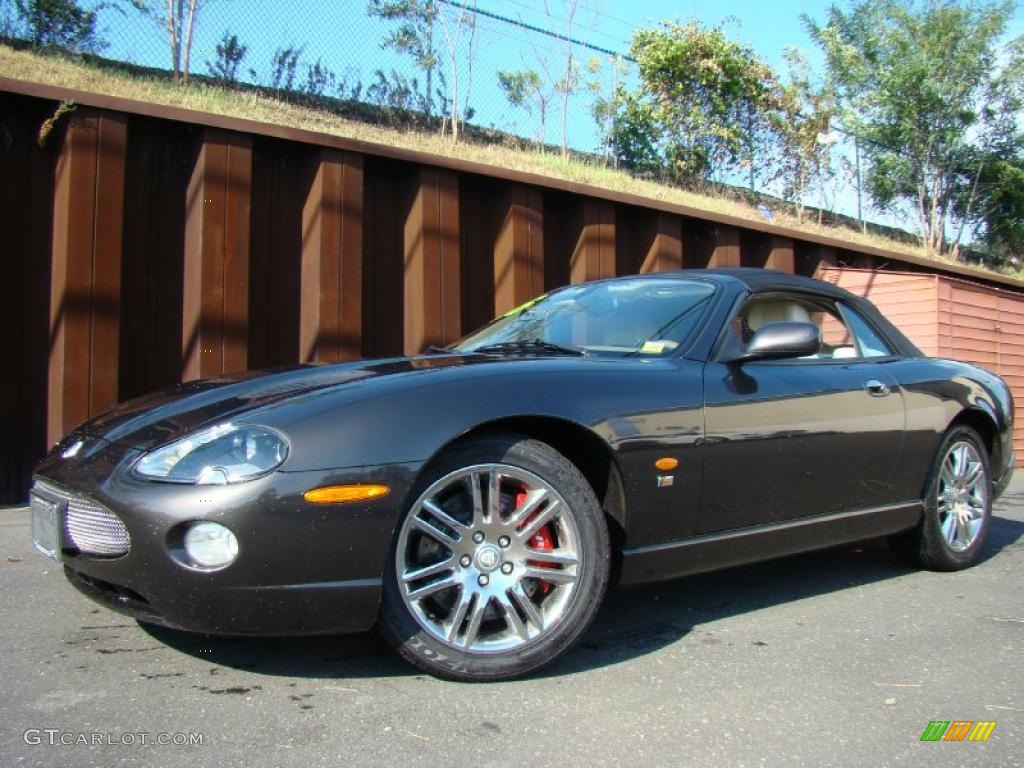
[134,423,289,484]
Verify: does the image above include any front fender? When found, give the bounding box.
[258,358,703,472]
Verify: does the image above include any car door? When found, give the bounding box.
[697,292,905,533]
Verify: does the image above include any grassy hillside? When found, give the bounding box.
[1,44,1015,280]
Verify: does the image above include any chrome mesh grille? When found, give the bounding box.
[33,480,131,557]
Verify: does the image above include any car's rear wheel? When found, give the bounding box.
[378,432,610,681]
[890,425,992,570]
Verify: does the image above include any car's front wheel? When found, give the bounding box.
[891,425,992,570]
[378,432,610,681]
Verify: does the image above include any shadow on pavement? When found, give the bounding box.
[140,513,1024,681]
[549,512,1023,678]
[138,623,410,680]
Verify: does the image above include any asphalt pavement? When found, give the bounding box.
[2,479,1022,768]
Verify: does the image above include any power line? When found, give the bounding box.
[569,0,643,34]
[472,16,566,57]
[438,0,636,61]
[475,0,634,50]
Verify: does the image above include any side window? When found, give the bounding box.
[730,294,858,360]
[815,305,856,357]
[843,305,895,358]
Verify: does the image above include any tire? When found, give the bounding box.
[378,432,610,681]
[890,425,992,571]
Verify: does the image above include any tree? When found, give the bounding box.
[587,53,628,163]
[435,0,475,140]
[498,68,550,145]
[611,20,779,186]
[607,87,661,175]
[366,68,419,116]
[1,1,14,37]
[129,0,211,83]
[368,0,477,138]
[807,0,1024,257]
[368,0,440,116]
[207,31,246,85]
[303,58,338,98]
[537,0,603,158]
[961,152,1024,262]
[12,0,103,52]
[335,67,365,102]
[548,0,580,159]
[774,49,836,224]
[269,45,301,93]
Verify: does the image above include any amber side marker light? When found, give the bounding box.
[304,484,391,504]
[654,457,679,471]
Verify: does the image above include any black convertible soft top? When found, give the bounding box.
[654,267,924,359]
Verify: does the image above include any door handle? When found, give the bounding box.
[864,379,890,397]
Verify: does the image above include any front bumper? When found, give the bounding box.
[33,437,420,636]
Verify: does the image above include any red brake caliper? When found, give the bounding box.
[516,490,555,595]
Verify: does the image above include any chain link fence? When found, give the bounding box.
[2,0,912,235]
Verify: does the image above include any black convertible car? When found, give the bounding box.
[31,269,1013,680]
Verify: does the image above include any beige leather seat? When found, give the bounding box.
[746,301,856,359]
[745,301,811,330]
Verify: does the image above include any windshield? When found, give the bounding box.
[453,278,717,357]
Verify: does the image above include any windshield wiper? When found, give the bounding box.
[425,345,460,355]
[471,339,585,357]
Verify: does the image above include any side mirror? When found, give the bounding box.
[729,321,821,363]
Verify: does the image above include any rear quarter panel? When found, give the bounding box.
[883,357,1013,500]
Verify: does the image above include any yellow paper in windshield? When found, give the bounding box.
[641,340,669,354]
[500,294,547,319]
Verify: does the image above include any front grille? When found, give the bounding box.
[33,480,131,557]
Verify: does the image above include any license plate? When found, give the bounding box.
[31,494,61,561]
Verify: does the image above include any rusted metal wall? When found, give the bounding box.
[823,267,1024,466]
[3,82,1024,502]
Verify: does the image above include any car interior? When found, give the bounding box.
[730,296,860,360]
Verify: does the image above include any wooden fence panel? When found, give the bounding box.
[300,149,364,363]
[248,137,305,369]
[181,129,252,380]
[617,208,684,276]
[47,109,126,446]
[494,184,544,314]
[685,220,741,269]
[119,117,191,402]
[742,232,795,273]
[570,200,616,283]
[403,167,461,354]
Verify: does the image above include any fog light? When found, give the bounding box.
[183,522,239,569]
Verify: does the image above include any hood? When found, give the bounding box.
[74,353,500,451]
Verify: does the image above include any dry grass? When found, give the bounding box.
[1,44,1014,279]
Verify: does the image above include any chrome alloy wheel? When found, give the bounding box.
[937,440,988,552]
[395,463,582,654]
